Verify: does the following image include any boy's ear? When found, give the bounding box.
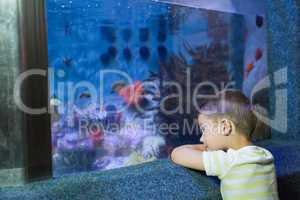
[220,119,232,136]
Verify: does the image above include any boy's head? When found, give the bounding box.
[198,90,257,150]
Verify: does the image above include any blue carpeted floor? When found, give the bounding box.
[1,139,300,200]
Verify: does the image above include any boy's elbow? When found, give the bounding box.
[171,146,188,164]
[170,146,205,171]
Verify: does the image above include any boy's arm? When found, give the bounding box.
[171,144,206,171]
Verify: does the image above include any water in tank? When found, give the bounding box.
[47,0,268,177]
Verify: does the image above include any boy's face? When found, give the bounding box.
[198,114,227,151]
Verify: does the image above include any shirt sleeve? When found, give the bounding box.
[202,150,232,179]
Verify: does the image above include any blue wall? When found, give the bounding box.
[267,0,300,139]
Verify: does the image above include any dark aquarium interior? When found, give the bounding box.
[47,0,268,177]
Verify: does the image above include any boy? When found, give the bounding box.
[171,90,279,200]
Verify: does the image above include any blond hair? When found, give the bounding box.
[200,90,258,138]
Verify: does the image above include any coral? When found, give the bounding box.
[142,135,166,159]
[54,133,96,174]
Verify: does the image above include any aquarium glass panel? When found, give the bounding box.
[47,0,268,177]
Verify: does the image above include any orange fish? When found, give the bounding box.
[118,81,144,106]
[245,62,255,78]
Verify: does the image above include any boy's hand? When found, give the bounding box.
[171,144,205,171]
[192,144,207,151]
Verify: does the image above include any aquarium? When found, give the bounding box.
[47,0,268,177]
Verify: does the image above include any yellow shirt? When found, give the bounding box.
[203,146,279,200]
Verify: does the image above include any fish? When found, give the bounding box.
[116,81,144,107]
[139,46,150,61]
[139,27,150,42]
[245,48,263,78]
[245,62,255,78]
[63,57,73,67]
[255,48,263,61]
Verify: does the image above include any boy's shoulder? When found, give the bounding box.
[202,145,275,179]
[227,145,274,164]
